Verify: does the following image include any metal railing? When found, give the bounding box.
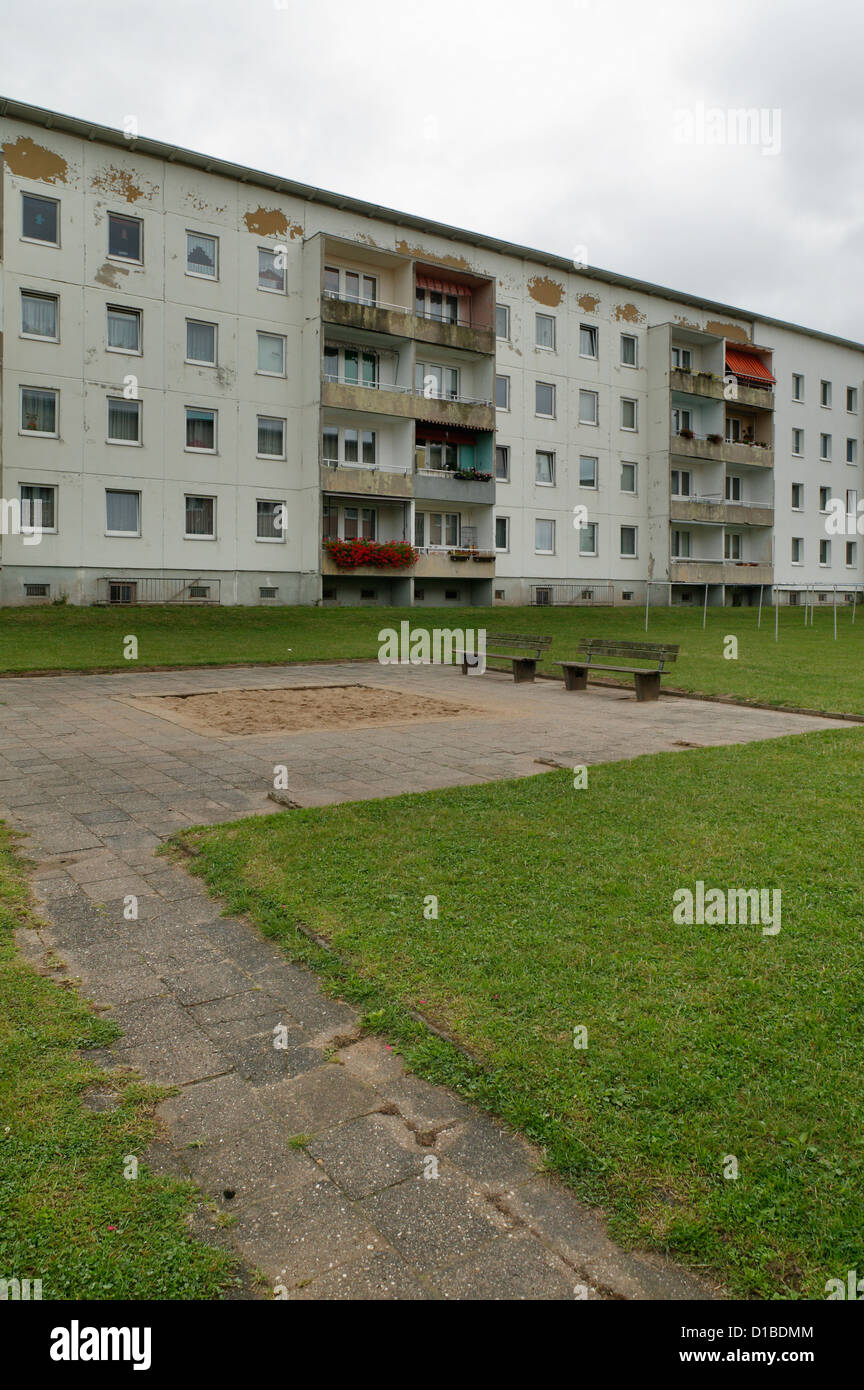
[96,577,220,605]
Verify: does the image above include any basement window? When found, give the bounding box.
[445,590,459,600]
[259,587,278,599]
[24,583,49,598]
[415,588,425,600]
[109,582,136,604]
[189,585,210,599]
[360,589,377,600]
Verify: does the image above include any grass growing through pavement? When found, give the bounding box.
[0,826,237,1299]
[180,726,864,1299]
[2,603,864,715]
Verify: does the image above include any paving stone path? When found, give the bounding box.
[4,663,848,1299]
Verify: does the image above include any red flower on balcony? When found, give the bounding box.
[323,538,418,569]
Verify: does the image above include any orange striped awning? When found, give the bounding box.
[415,274,471,296]
[725,348,775,385]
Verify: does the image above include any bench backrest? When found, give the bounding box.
[488,632,552,656]
[577,638,679,666]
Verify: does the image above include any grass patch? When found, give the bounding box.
[179,726,864,1299]
[2,603,864,715]
[0,827,237,1299]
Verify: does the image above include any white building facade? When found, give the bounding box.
[1,97,862,610]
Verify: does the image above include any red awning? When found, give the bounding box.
[725,348,775,385]
[417,425,477,443]
[415,273,471,296]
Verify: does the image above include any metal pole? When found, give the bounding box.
[702,582,708,629]
[834,586,838,640]
[775,585,779,642]
[757,583,763,629]
[854,588,858,624]
[644,582,650,633]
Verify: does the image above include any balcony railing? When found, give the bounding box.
[323,288,410,315]
[322,288,481,328]
[323,373,412,393]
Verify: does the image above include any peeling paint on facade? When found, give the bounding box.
[90,165,157,203]
[187,193,228,215]
[354,232,379,247]
[614,303,646,324]
[527,275,564,307]
[243,206,302,239]
[674,315,701,330]
[1,135,68,183]
[577,293,600,313]
[706,319,749,343]
[94,261,129,287]
[395,239,472,271]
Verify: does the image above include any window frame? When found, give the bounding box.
[495,303,510,341]
[20,290,59,342]
[579,324,598,359]
[791,538,804,566]
[186,230,219,281]
[792,373,805,402]
[19,483,58,534]
[579,454,598,489]
[184,494,216,540]
[535,450,556,486]
[535,313,556,351]
[620,333,638,367]
[495,375,510,411]
[620,461,638,494]
[494,444,510,482]
[847,386,858,413]
[106,396,142,446]
[105,488,141,537]
[106,304,142,356]
[257,414,287,460]
[578,522,598,557]
[256,498,287,543]
[184,406,218,454]
[256,329,287,377]
[534,517,556,555]
[620,396,638,431]
[185,318,217,367]
[21,192,60,247]
[19,385,59,439]
[107,211,143,265]
[620,524,638,559]
[535,381,556,418]
[257,247,286,294]
[792,427,804,456]
[578,389,598,425]
[820,379,832,408]
[494,515,510,552]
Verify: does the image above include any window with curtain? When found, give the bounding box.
[22,193,58,243]
[343,506,359,540]
[186,232,217,277]
[536,382,555,417]
[322,427,338,464]
[107,398,141,444]
[535,451,555,485]
[107,307,141,352]
[257,416,285,457]
[257,332,286,375]
[185,496,215,537]
[258,249,285,293]
[20,388,57,434]
[105,489,140,534]
[108,213,142,260]
[256,499,285,539]
[322,501,338,538]
[20,485,56,530]
[21,292,58,339]
[186,319,216,364]
[535,518,555,553]
[185,408,216,450]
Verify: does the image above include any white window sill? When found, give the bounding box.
[183,534,216,541]
[21,236,59,248]
[256,452,287,461]
[255,537,286,544]
[258,285,286,295]
[579,419,598,427]
[185,359,216,368]
[106,439,142,447]
[19,430,58,439]
[256,370,287,379]
[105,531,141,538]
[107,346,142,356]
[184,447,217,455]
[107,255,143,268]
[186,270,218,281]
[20,333,59,344]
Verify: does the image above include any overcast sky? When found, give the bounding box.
[1,0,861,338]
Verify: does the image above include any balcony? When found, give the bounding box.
[670,558,773,586]
[670,433,774,469]
[414,548,495,579]
[322,376,495,430]
[671,368,774,410]
[321,290,495,356]
[670,498,774,528]
[320,462,413,499]
[413,468,495,505]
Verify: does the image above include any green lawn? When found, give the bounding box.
[0,827,238,1300]
[179,726,864,1299]
[1,602,863,715]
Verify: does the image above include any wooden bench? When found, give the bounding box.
[558,639,679,702]
[462,632,551,683]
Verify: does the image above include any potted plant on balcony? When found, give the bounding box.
[323,538,418,569]
[678,427,695,440]
[449,549,472,561]
[706,432,723,444]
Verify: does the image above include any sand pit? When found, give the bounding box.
[129,684,481,735]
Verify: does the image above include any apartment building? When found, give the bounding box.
[1,96,862,610]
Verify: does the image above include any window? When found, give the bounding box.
[185,407,216,452]
[20,387,57,436]
[325,344,377,387]
[820,538,831,566]
[820,433,832,460]
[579,389,598,425]
[846,541,857,567]
[107,397,141,444]
[620,461,637,493]
[22,193,58,244]
[847,438,858,464]
[421,512,459,548]
[186,231,218,278]
[579,455,598,488]
[579,325,598,358]
[185,495,215,537]
[323,427,339,465]
[257,499,286,541]
[671,469,691,498]
[725,532,742,560]
[24,584,49,598]
[847,387,858,412]
[20,484,56,531]
[535,314,556,350]
[495,375,510,410]
[791,538,803,565]
[791,483,804,510]
[792,373,804,401]
[671,529,691,558]
[725,415,743,443]
[819,486,831,512]
[792,428,804,455]
[257,331,286,375]
[416,438,457,472]
[105,489,140,535]
[341,428,376,466]
[258,248,285,293]
[186,319,216,365]
[535,518,555,554]
[107,306,141,353]
[535,381,556,417]
[535,451,555,485]
[671,346,692,370]
[415,362,459,399]
[672,408,693,434]
[495,445,510,481]
[340,505,373,541]
[108,582,136,604]
[414,285,457,322]
[108,212,142,262]
[495,516,509,551]
[325,266,376,304]
[620,334,637,367]
[821,380,832,407]
[847,489,858,516]
[725,474,742,502]
[258,415,286,458]
[579,522,597,556]
[495,304,510,340]
[620,525,637,557]
[21,291,58,340]
[620,397,638,431]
